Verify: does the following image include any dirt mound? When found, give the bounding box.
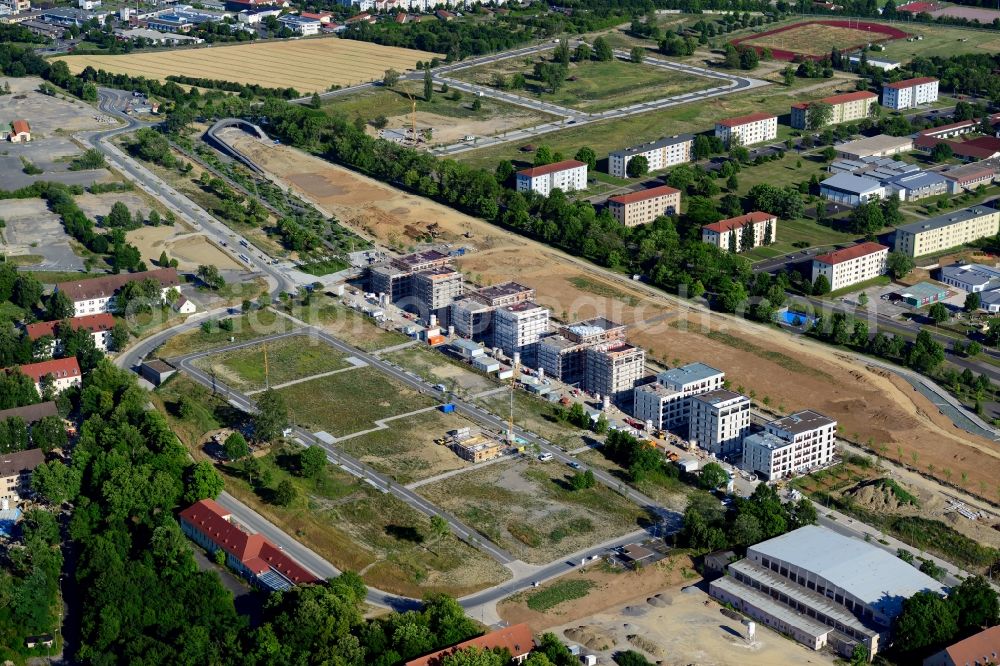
[845,480,904,514]
[622,605,648,617]
[628,634,663,657]
[647,593,673,607]
[564,625,616,652]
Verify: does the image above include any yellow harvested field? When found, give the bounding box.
[56,38,439,92]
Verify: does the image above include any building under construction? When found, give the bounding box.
[368,249,462,324]
[493,300,550,366]
[584,343,645,407]
[450,282,535,344]
[447,428,506,463]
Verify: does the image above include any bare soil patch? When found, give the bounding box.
[127,225,242,271]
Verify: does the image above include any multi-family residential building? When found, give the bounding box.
[450,282,534,343]
[537,317,626,385]
[608,135,694,178]
[11,357,82,396]
[369,249,459,321]
[819,173,887,206]
[790,91,878,130]
[690,389,750,457]
[583,342,644,407]
[714,112,778,147]
[493,301,549,365]
[56,268,181,316]
[0,448,44,503]
[701,212,777,253]
[515,160,587,196]
[0,0,32,13]
[412,266,463,325]
[811,242,889,292]
[742,410,837,480]
[632,362,724,430]
[882,76,939,111]
[710,525,947,659]
[894,206,1000,257]
[25,313,115,357]
[607,185,681,227]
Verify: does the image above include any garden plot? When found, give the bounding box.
[418,458,650,564]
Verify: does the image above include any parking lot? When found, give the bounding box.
[0,197,84,271]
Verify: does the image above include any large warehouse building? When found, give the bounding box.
[710,525,947,659]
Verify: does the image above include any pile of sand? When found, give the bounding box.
[628,634,663,657]
[622,605,648,617]
[564,625,615,652]
[844,480,907,514]
[647,593,673,607]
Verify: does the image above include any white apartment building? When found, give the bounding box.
[0,0,31,12]
[894,206,1000,258]
[25,313,115,357]
[608,134,693,178]
[515,160,588,196]
[607,185,681,228]
[632,362,725,430]
[701,212,777,253]
[810,242,889,292]
[742,410,837,480]
[56,268,181,317]
[714,112,778,147]
[882,76,939,111]
[0,448,44,504]
[690,389,750,458]
[493,301,549,366]
[13,357,82,396]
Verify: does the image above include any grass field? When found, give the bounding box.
[419,458,649,563]
[879,23,1000,60]
[452,58,715,113]
[191,334,351,392]
[158,309,294,358]
[284,295,411,351]
[277,366,437,437]
[56,38,439,92]
[478,389,587,450]
[384,345,496,395]
[526,579,595,612]
[740,23,893,58]
[337,409,477,484]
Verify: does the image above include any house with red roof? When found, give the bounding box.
[607,185,681,227]
[811,242,889,291]
[701,212,777,253]
[9,119,30,143]
[790,91,878,129]
[882,76,939,110]
[9,357,82,396]
[25,313,115,356]
[515,159,587,196]
[179,498,322,591]
[925,624,1000,666]
[714,111,777,147]
[405,623,534,666]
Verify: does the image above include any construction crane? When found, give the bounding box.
[403,92,417,145]
[263,340,270,390]
[507,355,519,444]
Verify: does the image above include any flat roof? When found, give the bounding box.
[743,431,793,452]
[889,171,946,190]
[693,388,745,405]
[940,263,1000,287]
[477,281,532,301]
[899,281,948,299]
[608,185,681,205]
[835,134,913,155]
[395,248,450,267]
[610,134,694,158]
[896,205,997,234]
[501,300,545,313]
[712,576,834,641]
[768,409,836,435]
[942,162,996,183]
[813,242,888,266]
[820,172,884,195]
[565,317,621,335]
[750,525,947,619]
[658,362,724,387]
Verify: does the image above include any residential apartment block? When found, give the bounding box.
[25,313,115,356]
[56,268,180,316]
[882,76,939,111]
[12,357,82,396]
[0,448,44,503]
[537,317,629,390]
[810,242,889,292]
[790,91,878,130]
[714,112,778,147]
[583,342,645,407]
[894,206,1000,257]
[515,159,587,196]
[690,389,750,457]
[742,410,837,480]
[450,281,534,343]
[493,301,549,365]
[632,362,725,430]
[701,212,777,253]
[607,185,681,228]
[608,135,694,178]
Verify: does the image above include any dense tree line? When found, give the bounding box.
[166,75,300,100]
[893,575,998,658]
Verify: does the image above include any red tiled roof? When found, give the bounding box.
[702,211,775,233]
[405,624,534,666]
[917,119,977,137]
[937,625,1000,666]
[11,119,29,135]
[883,76,937,90]
[179,499,321,586]
[25,314,115,341]
[517,159,586,178]
[814,241,888,265]
[608,185,681,205]
[12,357,81,383]
[716,111,776,128]
[55,268,179,303]
[792,90,878,110]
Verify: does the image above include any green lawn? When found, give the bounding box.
[192,334,351,392]
[158,308,295,358]
[277,366,437,437]
[878,24,1000,61]
[383,345,496,395]
[526,579,595,612]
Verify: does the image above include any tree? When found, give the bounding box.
[273,479,296,506]
[574,43,592,61]
[812,274,831,296]
[254,389,288,442]
[848,201,885,235]
[536,633,575,666]
[887,251,915,279]
[909,330,945,372]
[12,274,43,309]
[424,66,433,102]
[783,65,795,86]
[850,644,869,666]
[965,292,982,312]
[534,145,554,166]
[919,559,945,581]
[626,156,649,178]
[569,469,596,490]
[950,575,1000,633]
[30,460,80,505]
[110,322,129,351]
[730,513,763,546]
[148,209,160,226]
[724,44,740,69]
[223,432,249,461]
[630,46,644,64]
[593,37,613,62]
[928,302,949,324]
[383,68,400,87]
[807,101,834,130]
[553,38,570,65]
[299,446,326,478]
[739,46,759,70]
[429,515,450,542]
[31,415,67,453]
[614,649,655,666]
[574,146,597,171]
[46,290,75,321]
[894,591,958,651]
[930,142,954,163]
[196,264,225,290]
[183,461,224,504]
[106,201,133,229]
[495,160,515,185]
[699,462,728,490]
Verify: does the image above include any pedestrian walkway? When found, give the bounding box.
[245,361,365,395]
[371,339,420,356]
[405,453,513,489]
[328,405,441,443]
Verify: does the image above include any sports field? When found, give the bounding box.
[56,38,439,92]
[733,20,908,60]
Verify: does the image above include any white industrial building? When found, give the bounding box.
[742,410,837,480]
[515,160,587,196]
[882,76,939,111]
[810,242,889,292]
[608,135,694,178]
[938,263,1000,293]
[710,525,947,659]
[632,362,725,430]
[819,173,888,206]
[689,389,750,457]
